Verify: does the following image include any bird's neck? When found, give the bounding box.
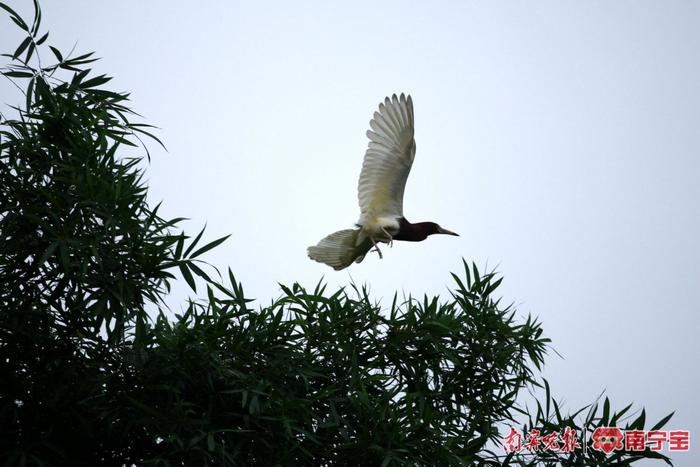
[394,218,432,242]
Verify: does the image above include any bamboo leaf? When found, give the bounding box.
[49,45,62,62]
[190,234,230,259]
[179,262,197,292]
[12,36,32,59]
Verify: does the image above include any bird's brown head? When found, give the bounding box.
[396,220,459,242]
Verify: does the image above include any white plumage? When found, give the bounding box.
[308,93,417,270]
[357,93,415,233]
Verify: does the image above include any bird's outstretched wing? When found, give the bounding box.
[357,93,415,224]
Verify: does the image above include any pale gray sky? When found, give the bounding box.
[2,1,698,464]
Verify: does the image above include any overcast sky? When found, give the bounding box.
[2,1,698,464]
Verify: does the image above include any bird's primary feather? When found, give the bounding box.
[357,93,415,233]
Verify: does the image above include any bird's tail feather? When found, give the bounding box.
[307,229,372,270]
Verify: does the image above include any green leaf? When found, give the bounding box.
[174,233,186,260]
[23,42,35,64]
[30,0,41,35]
[80,74,112,89]
[12,36,32,59]
[650,411,674,431]
[602,397,610,424]
[190,234,231,259]
[179,261,197,292]
[629,408,646,430]
[484,277,503,296]
[2,70,33,78]
[0,2,24,24]
[35,31,49,45]
[25,75,34,111]
[184,226,205,258]
[70,68,90,85]
[49,45,63,62]
[188,261,212,283]
[8,13,29,31]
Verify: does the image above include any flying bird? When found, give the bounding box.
[308,93,458,270]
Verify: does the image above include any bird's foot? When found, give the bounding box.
[370,237,384,259]
[381,227,394,247]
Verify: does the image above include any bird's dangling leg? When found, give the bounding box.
[381,227,394,247]
[369,237,383,259]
